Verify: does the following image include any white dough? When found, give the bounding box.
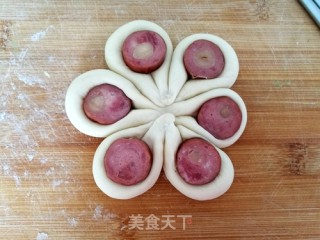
[65,69,160,137]
[65,20,246,201]
[93,114,175,199]
[169,34,239,102]
[163,120,234,201]
[169,88,247,148]
[105,20,173,107]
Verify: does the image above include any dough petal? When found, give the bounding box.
[163,124,234,201]
[169,34,239,102]
[65,69,160,137]
[168,88,247,148]
[105,20,173,107]
[92,114,175,199]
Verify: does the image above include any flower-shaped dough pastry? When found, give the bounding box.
[65,20,247,201]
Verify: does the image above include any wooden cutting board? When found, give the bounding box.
[1,1,319,239]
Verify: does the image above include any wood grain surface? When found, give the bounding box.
[1,0,319,239]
